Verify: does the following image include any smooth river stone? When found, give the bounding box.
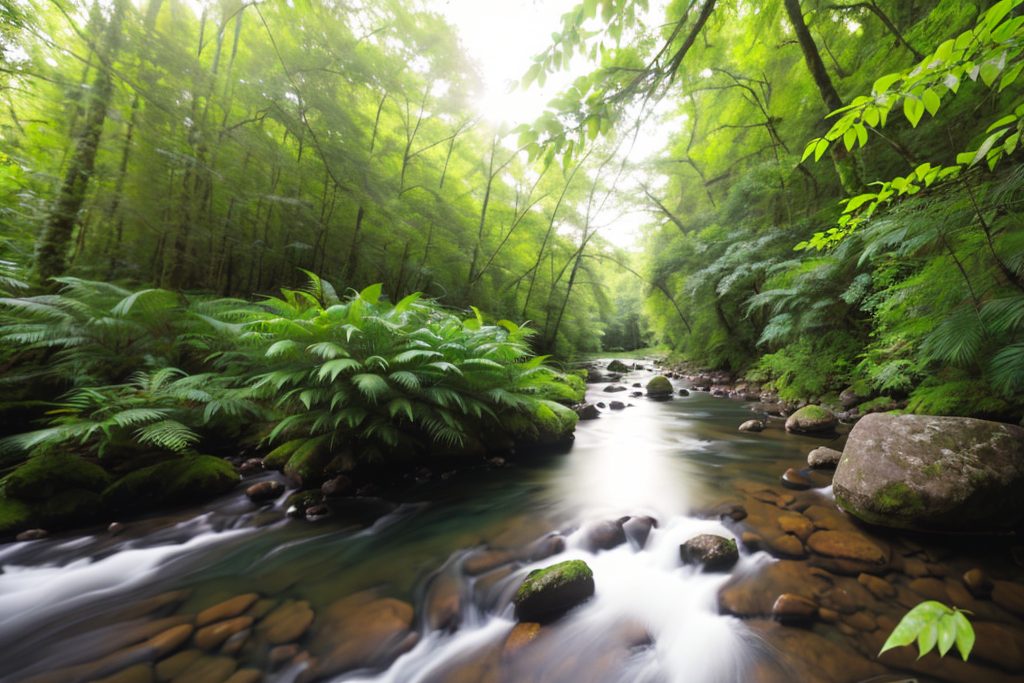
[194,616,254,650]
[91,664,155,683]
[155,651,203,682]
[224,670,264,683]
[857,573,895,599]
[196,594,261,627]
[771,594,818,624]
[806,530,890,575]
[503,622,542,656]
[964,568,995,597]
[260,601,315,645]
[992,580,1024,617]
[169,655,238,683]
[777,514,814,542]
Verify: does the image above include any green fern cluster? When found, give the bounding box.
[228,279,579,466]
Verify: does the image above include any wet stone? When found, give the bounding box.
[15,529,48,541]
[108,522,127,536]
[224,670,263,683]
[857,573,896,599]
[908,577,948,603]
[268,645,300,670]
[680,534,739,572]
[194,616,254,650]
[992,580,1024,617]
[609,401,626,410]
[780,468,812,490]
[964,568,995,597]
[806,530,890,575]
[169,655,237,683]
[219,629,250,656]
[513,559,595,623]
[807,447,842,469]
[260,601,315,645]
[503,622,542,656]
[583,518,628,552]
[766,534,806,559]
[622,515,657,549]
[803,505,840,531]
[197,594,261,627]
[463,549,515,576]
[842,610,878,633]
[92,664,155,683]
[739,420,764,433]
[970,622,1024,673]
[155,650,202,681]
[777,514,814,543]
[149,624,194,657]
[245,481,284,504]
[771,594,818,625]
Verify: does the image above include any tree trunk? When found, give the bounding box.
[34,0,127,284]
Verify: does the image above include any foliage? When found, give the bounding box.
[879,601,975,661]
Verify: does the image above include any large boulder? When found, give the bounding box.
[784,405,838,434]
[607,360,630,373]
[645,375,674,399]
[680,534,738,571]
[513,559,595,623]
[833,413,1024,532]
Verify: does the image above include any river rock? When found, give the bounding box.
[857,573,895,599]
[645,375,673,399]
[603,385,627,393]
[609,401,625,410]
[194,616,254,650]
[259,601,315,645]
[245,481,284,504]
[304,593,418,680]
[807,447,841,469]
[678,389,689,396]
[607,360,630,373]
[622,515,657,549]
[806,530,890,575]
[503,622,542,656]
[582,518,627,552]
[784,405,838,434]
[833,413,1024,532]
[155,651,203,681]
[992,580,1024,617]
[964,568,994,597]
[585,367,603,383]
[15,528,48,541]
[780,468,812,490]
[169,655,237,683]
[321,475,354,497]
[224,670,263,683]
[513,559,595,623]
[739,420,763,432]
[839,383,870,409]
[91,664,155,683]
[574,403,599,420]
[680,534,738,571]
[197,594,261,627]
[771,594,818,625]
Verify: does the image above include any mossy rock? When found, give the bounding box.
[39,488,105,526]
[513,559,595,623]
[284,443,353,488]
[645,375,673,398]
[0,497,33,535]
[532,404,578,443]
[606,360,630,373]
[561,372,587,403]
[680,534,739,571]
[104,455,239,510]
[2,452,112,500]
[784,405,837,434]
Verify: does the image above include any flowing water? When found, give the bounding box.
[1,366,1023,683]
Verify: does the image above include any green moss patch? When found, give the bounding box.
[0,497,33,534]
[515,559,594,603]
[104,455,239,510]
[2,453,112,500]
[645,375,673,396]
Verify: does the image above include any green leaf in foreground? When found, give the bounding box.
[879,601,974,661]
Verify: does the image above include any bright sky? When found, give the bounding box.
[431,0,679,249]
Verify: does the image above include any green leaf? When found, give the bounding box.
[359,283,383,304]
[813,138,830,162]
[873,73,901,93]
[351,373,390,402]
[986,114,1017,132]
[317,358,362,382]
[954,611,975,660]
[801,138,820,162]
[388,398,414,421]
[922,89,941,116]
[937,614,957,657]
[917,621,939,658]
[879,602,951,656]
[843,127,857,151]
[904,96,925,127]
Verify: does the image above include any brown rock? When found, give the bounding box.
[719,561,826,617]
[194,617,254,651]
[740,532,764,551]
[169,655,237,683]
[992,580,1024,617]
[260,601,315,645]
[903,557,930,578]
[91,664,155,683]
[148,624,194,657]
[857,573,895,599]
[245,598,278,621]
[806,530,889,575]
[908,577,949,603]
[268,645,299,670]
[463,549,514,576]
[771,594,818,624]
[842,610,878,632]
[818,607,840,623]
[425,567,462,631]
[245,481,284,504]
[218,629,250,656]
[818,587,864,615]
[767,534,806,559]
[224,670,263,683]
[196,594,261,627]
[742,619,884,683]
[971,622,1024,673]
[503,622,542,656]
[964,568,995,598]
[155,650,203,682]
[803,505,840,531]
[16,529,48,541]
[305,593,418,679]
[780,468,812,491]
[777,514,814,542]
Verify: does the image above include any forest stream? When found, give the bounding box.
[1,365,1023,683]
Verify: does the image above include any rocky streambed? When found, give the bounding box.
[1,362,1023,683]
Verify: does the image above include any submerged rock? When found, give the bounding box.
[784,405,837,434]
[833,413,1024,532]
[606,360,630,373]
[246,480,284,504]
[582,518,628,552]
[739,420,764,433]
[603,385,627,393]
[513,559,595,623]
[609,401,626,410]
[680,534,739,571]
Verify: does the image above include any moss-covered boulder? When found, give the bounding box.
[680,534,738,571]
[0,497,32,535]
[834,413,1024,532]
[839,380,871,409]
[607,360,630,373]
[513,559,595,623]
[784,405,837,434]
[645,375,673,399]
[1,452,112,500]
[104,455,239,510]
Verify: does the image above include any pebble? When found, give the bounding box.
[15,529,48,541]
[503,622,542,656]
[194,617,254,650]
[91,664,155,683]
[992,580,1024,617]
[245,481,284,504]
[108,522,127,536]
[155,650,202,681]
[777,514,814,542]
[197,594,261,627]
[963,568,994,597]
[169,655,237,683]
[260,601,315,645]
[771,594,818,624]
[857,573,895,599]
[806,530,889,575]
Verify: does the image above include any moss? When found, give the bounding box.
[39,489,104,525]
[645,375,673,396]
[263,439,303,470]
[858,396,898,413]
[104,455,239,510]
[794,404,829,422]
[515,559,594,602]
[607,360,630,373]
[562,373,586,402]
[922,463,942,478]
[284,441,343,486]
[0,496,33,534]
[873,482,926,516]
[2,452,112,500]
[849,379,871,397]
